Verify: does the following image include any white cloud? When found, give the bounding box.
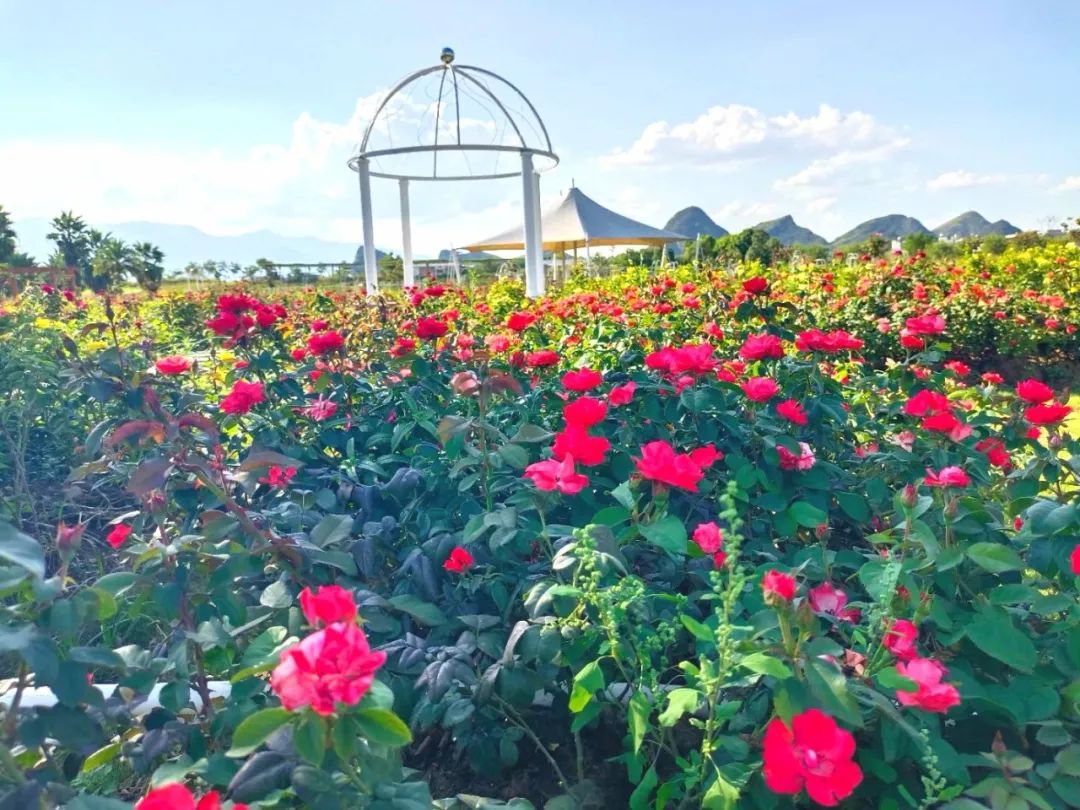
[805,196,837,214]
[715,200,779,224]
[1055,175,1080,192]
[773,140,910,189]
[927,170,1008,190]
[601,103,907,176]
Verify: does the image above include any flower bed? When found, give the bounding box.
[1,244,1079,808]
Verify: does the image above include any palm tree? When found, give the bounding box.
[131,242,165,292]
[0,205,18,264]
[90,238,133,291]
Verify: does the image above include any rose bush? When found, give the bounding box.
[0,241,1078,808]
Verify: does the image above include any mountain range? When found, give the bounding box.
[662,208,1021,248]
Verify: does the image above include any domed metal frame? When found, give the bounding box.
[347,48,558,297]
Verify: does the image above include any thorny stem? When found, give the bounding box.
[1,663,28,741]
[494,694,572,790]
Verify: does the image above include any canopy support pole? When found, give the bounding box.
[398,178,414,289]
[532,169,544,292]
[520,152,543,298]
[585,238,592,276]
[358,158,378,294]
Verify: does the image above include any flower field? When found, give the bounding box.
[1,240,1080,809]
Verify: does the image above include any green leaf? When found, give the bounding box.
[510,423,554,444]
[569,660,605,713]
[836,492,870,522]
[81,741,122,772]
[658,688,701,727]
[876,667,918,693]
[806,657,862,727]
[293,713,327,765]
[789,500,827,528]
[354,707,412,746]
[0,521,45,579]
[227,707,292,757]
[628,764,658,810]
[965,609,1037,672]
[93,572,138,596]
[309,514,354,547]
[701,772,740,810]
[387,594,446,626]
[628,691,650,754]
[498,444,529,470]
[967,542,1024,574]
[259,579,293,609]
[639,515,687,555]
[64,797,134,810]
[739,652,793,679]
[68,646,126,669]
[681,614,714,643]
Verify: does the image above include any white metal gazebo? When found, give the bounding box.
[347,48,559,297]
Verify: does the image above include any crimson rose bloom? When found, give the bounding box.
[808,583,859,623]
[904,313,946,335]
[1025,401,1072,425]
[738,333,785,361]
[762,709,863,806]
[307,329,345,356]
[562,368,604,392]
[524,455,589,495]
[506,311,538,331]
[741,376,780,402]
[444,546,474,573]
[1071,545,1080,576]
[106,523,133,549]
[563,397,607,429]
[155,355,191,375]
[776,398,808,425]
[299,585,357,626]
[553,425,610,466]
[415,316,448,340]
[220,380,266,415]
[270,622,386,716]
[895,658,961,713]
[742,276,769,294]
[762,569,796,602]
[634,440,705,491]
[884,619,919,660]
[1015,378,1055,403]
[136,783,248,810]
[608,381,636,406]
[692,522,726,567]
[525,349,560,367]
[923,466,969,488]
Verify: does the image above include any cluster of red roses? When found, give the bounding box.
[204,293,285,344]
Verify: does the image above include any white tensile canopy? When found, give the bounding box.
[465,186,691,255]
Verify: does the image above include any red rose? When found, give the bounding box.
[415,317,448,340]
[136,784,248,810]
[1071,545,1080,576]
[106,523,133,549]
[524,455,589,495]
[259,465,296,488]
[634,440,704,491]
[692,522,726,567]
[794,329,864,353]
[776,399,808,425]
[981,372,1004,385]
[688,444,723,468]
[220,380,266,415]
[270,622,386,715]
[895,658,961,713]
[443,546,475,573]
[563,397,607,429]
[742,276,769,295]
[904,313,946,335]
[506,311,537,332]
[561,368,603,392]
[762,569,796,602]
[1015,378,1054,404]
[923,466,969,488]
[738,333,785,361]
[155,355,191,375]
[1025,401,1072,425]
[552,425,610,467]
[904,389,951,417]
[608,381,636,406]
[884,619,919,660]
[299,585,357,627]
[762,709,862,805]
[525,349,560,367]
[291,347,308,361]
[808,583,859,623]
[307,330,345,356]
[741,376,780,403]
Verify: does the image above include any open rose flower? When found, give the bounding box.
[137,784,248,810]
[777,442,816,471]
[270,622,386,716]
[443,546,475,573]
[299,585,357,626]
[762,569,797,602]
[762,709,863,806]
[923,466,969,488]
[563,397,607,428]
[1015,378,1055,403]
[895,657,961,713]
[220,380,265,415]
[105,523,133,549]
[742,376,780,402]
[884,619,919,660]
[776,398,808,425]
[808,583,860,623]
[552,425,610,466]
[562,368,603,392]
[524,455,589,495]
[608,381,637,406]
[155,355,191,375]
[1025,401,1072,425]
[634,440,706,491]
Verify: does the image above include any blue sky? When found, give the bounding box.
[2,0,1078,257]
